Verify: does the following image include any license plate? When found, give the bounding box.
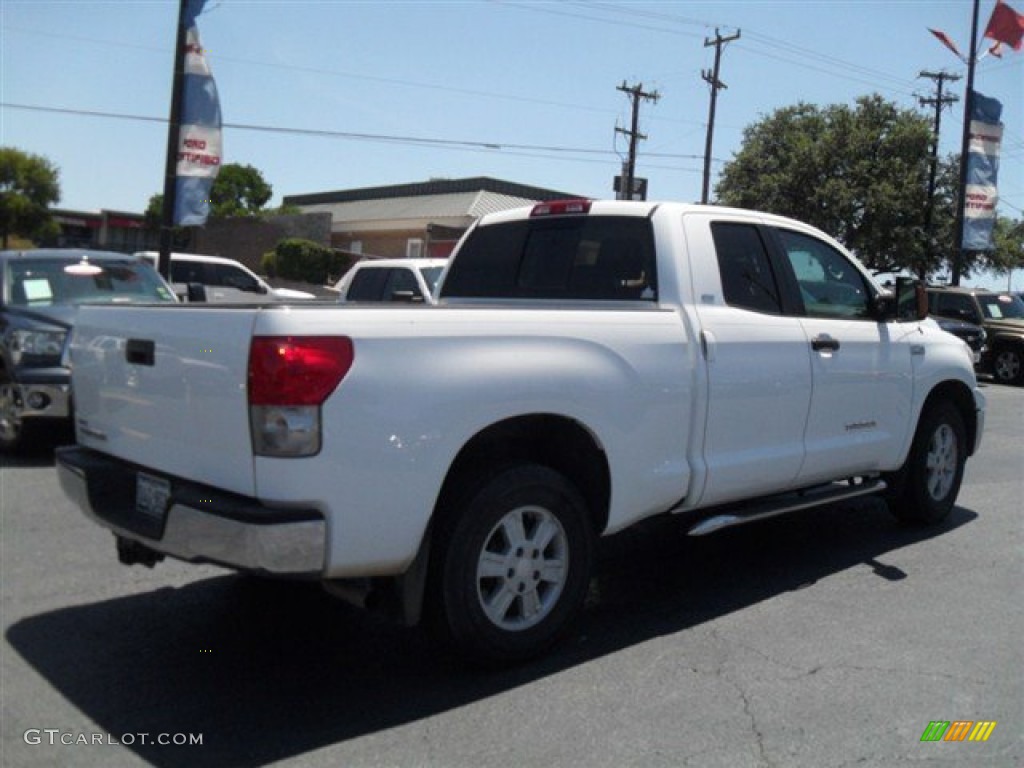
[136,472,171,521]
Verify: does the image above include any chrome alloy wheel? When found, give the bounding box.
[925,423,958,501]
[993,349,1022,383]
[475,505,569,632]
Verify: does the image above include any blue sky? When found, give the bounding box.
[1,1,1022,283]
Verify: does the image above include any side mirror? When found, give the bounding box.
[896,278,929,321]
[873,278,927,322]
[389,290,423,303]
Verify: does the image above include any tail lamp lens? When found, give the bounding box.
[248,336,354,457]
[248,336,353,406]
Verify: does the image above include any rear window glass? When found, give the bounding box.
[346,268,390,301]
[441,216,657,301]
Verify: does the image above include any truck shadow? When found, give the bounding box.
[7,497,974,768]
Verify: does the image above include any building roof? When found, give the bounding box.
[284,177,581,232]
[283,176,578,207]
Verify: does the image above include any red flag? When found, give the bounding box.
[929,28,964,58]
[984,0,1024,51]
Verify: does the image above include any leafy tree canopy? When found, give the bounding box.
[715,95,940,275]
[145,162,273,225]
[209,163,272,218]
[0,146,60,248]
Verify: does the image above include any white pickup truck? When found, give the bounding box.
[57,200,985,663]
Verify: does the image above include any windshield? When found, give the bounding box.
[421,266,444,294]
[976,293,1024,320]
[6,258,175,306]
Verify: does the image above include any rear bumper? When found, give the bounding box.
[56,446,326,576]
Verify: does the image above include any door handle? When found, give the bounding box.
[811,335,840,352]
[126,338,155,366]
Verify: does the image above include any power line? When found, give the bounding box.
[0,101,723,165]
[509,2,921,98]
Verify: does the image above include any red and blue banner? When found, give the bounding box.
[962,91,1002,251]
[174,0,222,226]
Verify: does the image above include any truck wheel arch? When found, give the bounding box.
[921,380,979,458]
[883,379,977,519]
[433,414,612,539]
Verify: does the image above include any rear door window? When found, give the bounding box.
[170,260,205,284]
[710,223,783,314]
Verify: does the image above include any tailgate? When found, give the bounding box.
[70,305,259,497]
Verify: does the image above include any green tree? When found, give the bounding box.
[0,147,60,247]
[209,163,272,218]
[978,216,1024,280]
[715,95,937,275]
[144,163,273,226]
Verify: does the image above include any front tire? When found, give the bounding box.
[0,380,36,453]
[434,464,594,664]
[886,400,966,525]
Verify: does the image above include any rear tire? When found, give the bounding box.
[886,400,966,525]
[992,345,1024,385]
[433,464,594,664]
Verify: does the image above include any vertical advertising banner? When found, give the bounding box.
[962,91,1002,251]
[174,0,222,227]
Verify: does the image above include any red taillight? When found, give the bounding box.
[531,199,592,217]
[248,336,354,406]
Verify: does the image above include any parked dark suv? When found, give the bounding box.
[927,286,1024,385]
[931,315,987,365]
[1,249,176,452]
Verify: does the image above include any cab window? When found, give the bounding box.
[213,263,261,292]
[778,230,871,319]
[347,267,388,301]
[382,268,422,301]
[710,223,782,314]
[931,293,981,324]
[170,260,205,284]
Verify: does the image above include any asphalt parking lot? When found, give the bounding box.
[2,383,1022,768]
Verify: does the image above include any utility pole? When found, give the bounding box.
[701,28,740,204]
[918,70,960,280]
[615,81,659,200]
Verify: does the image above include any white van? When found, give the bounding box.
[136,252,316,303]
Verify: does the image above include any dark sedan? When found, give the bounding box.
[1,249,176,452]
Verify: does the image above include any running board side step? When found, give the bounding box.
[686,477,887,536]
